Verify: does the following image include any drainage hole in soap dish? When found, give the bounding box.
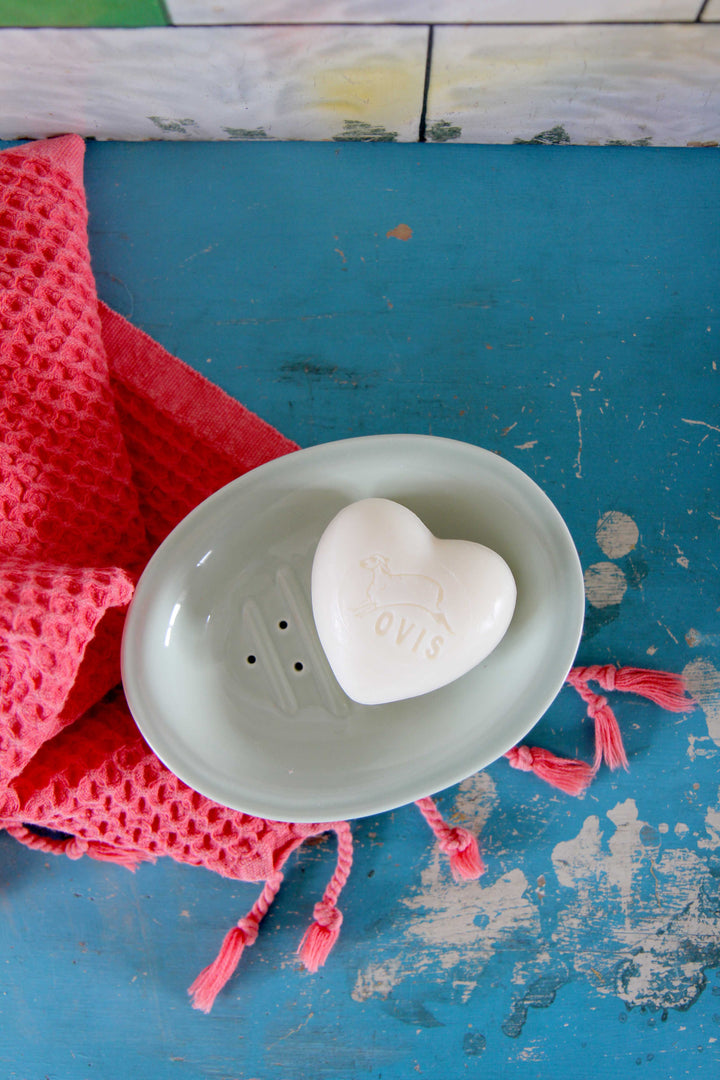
[278,619,288,630]
[293,661,304,673]
[246,654,257,665]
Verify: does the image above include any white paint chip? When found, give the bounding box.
[595,511,639,559]
[583,562,627,608]
[697,792,720,850]
[683,659,720,747]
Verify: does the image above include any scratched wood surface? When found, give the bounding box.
[1,141,719,1079]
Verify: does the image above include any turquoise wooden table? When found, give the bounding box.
[1,141,719,1078]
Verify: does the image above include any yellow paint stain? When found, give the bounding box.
[312,62,424,128]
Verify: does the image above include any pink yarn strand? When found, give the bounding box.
[566,667,628,771]
[591,703,629,771]
[569,665,695,711]
[298,822,354,973]
[504,745,594,796]
[611,667,694,711]
[189,872,283,1013]
[567,665,695,772]
[414,796,484,880]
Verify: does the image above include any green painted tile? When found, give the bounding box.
[0,1,168,26]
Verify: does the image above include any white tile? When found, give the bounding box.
[0,26,428,141]
[167,0,705,24]
[701,0,720,20]
[426,25,720,146]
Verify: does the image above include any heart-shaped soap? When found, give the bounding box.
[311,498,516,705]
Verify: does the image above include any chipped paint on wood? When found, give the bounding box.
[697,788,720,851]
[552,800,720,1011]
[386,223,413,241]
[595,511,639,559]
[583,562,628,608]
[684,659,720,746]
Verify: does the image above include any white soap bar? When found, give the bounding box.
[311,497,516,705]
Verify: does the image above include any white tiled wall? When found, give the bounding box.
[0,26,428,142]
[0,2,717,144]
[427,25,720,146]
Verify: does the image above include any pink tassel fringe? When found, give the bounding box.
[188,872,283,1013]
[415,796,484,880]
[297,821,354,973]
[568,665,694,772]
[298,900,343,973]
[504,745,594,796]
[591,703,629,771]
[188,921,257,1014]
[597,665,693,712]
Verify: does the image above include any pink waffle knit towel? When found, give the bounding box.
[0,135,346,1010]
[0,136,695,1013]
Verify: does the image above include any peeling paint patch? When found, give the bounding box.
[584,562,627,608]
[570,389,583,478]
[386,223,413,241]
[675,546,690,569]
[221,126,269,139]
[684,659,720,747]
[351,959,402,1002]
[605,137,653,147]
[681,418,720,435]
[403,863,541,967]
[148,115,197,135]
[502,970,570,1038]
[428,119,462,142]
[551,800,720,1011]
[450,771,498,830]
[697,787,720,851]
[687,733,718,762]
[595,511,639,559]
[333,120,398,142]
[514,124,571,146]
[352,775,537,1003]
[462,1031,486,1056]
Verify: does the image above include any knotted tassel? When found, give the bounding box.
[567,665,695,773]
[298,899,343,973]
[298,821,353,973]
[566,666,628,771]
[415,796,484,880]
[505,744,594,796]
[580,665,695,712]
[189,871,283,1013]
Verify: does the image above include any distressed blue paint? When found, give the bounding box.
[1,141,719,1078]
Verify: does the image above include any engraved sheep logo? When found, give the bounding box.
[354,553,453,633]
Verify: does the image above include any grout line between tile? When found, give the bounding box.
[418,25,433,144]
[1,21,718,31]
